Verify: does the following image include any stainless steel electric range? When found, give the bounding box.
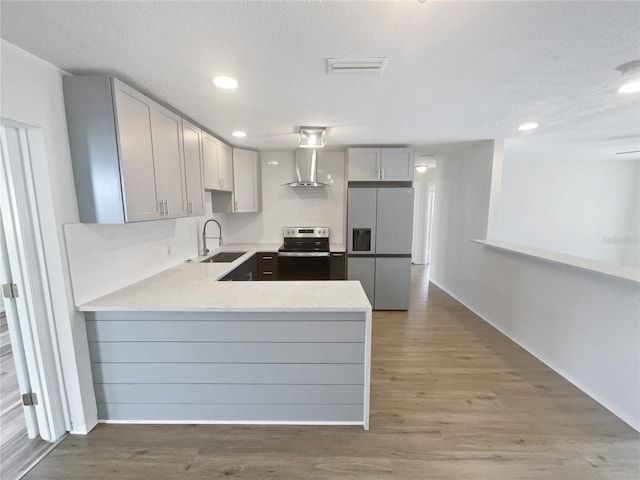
[277,227,331,280]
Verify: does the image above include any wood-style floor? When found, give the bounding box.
[0,313,51,480]
[23,267,640,479]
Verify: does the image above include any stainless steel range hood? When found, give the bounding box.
[283,149,328,187]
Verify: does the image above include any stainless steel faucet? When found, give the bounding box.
[202,219,223,255]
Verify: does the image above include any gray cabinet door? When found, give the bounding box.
[347,257,375,306]
[375,188,414,254]
[232,148,261,213]
[112,79,159,222]
[348,148,380,181]
[218,142,234,192]
[380,148,414,181]
[202,133,220,190]
[347,188,377,254]
[374,257,412,310]
[182,120,205,216]
[150,105,187,218]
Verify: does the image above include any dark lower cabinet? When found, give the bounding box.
[223,252,344,281]
[330,252,346,280]
[257,252,279,281]
[219,254,257,281]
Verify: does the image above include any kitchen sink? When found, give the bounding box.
[201,251,247,263]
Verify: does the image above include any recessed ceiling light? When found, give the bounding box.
[415,166,428,173]
[518,123,539,131]
[619,81,640,93]
[213,76,238,89]
[616,60,640,94]
[232,131,246,138]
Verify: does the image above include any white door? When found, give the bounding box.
[425,184,436,265]
[0,126,67,442]
[0,213,39,438]
[411,182,423,263]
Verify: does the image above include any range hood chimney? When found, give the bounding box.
[283,149,328,187]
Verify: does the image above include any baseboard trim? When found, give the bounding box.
[70,417,98,435]
[98,420,365,427]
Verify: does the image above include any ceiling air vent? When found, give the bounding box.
[326,57,388,76]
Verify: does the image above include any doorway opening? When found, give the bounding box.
[411,159,437,268]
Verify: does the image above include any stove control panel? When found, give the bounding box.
[283,227,329,238]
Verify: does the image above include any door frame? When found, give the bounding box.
[0,124,69,441]
[0,213,39,438]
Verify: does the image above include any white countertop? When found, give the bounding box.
[77,244,368,312]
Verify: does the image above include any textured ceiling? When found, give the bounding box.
[1,1,639,152]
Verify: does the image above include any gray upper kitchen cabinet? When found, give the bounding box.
[348,148,380,181]
[202,132,221,190]
[347,147,414,182]
[380,148,414,181]
[232,148,261,213]
[181,120,205,216]
[111,79,159,222]
[149,105,188,218]
[202,133,233,192]
[63,75,188,223]
[218,142,234,192]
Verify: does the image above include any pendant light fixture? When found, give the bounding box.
[298,127,327,148]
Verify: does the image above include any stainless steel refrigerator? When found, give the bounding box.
[347,186,414,310]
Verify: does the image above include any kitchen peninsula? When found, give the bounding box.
[78,248,372,429]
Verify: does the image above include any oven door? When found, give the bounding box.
[278,252,331,280]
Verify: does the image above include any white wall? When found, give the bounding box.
[1,40,98,434]
[204,151,346,247]
[431,140,640,431]
[64,218,201,305]
[497,144,640,268]
[0,40,210,435]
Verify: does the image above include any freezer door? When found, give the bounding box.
[374,257,412,310]
[375,188,414,254]
[347,257,375,306]
[347,188,377,254]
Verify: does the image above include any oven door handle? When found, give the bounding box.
[278,252,331,257]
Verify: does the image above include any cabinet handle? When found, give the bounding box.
[234,201,238,211]
[262,256,273,260]
[332,253,344,257]
[377,169,381,180]
[263,271,273,275]
[188,200,192,215]
[164,200,169,216]
[159,200,164,216]
[381,169,385,180]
